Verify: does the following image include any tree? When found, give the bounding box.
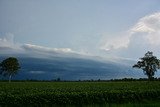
[0,57,20,82]
[133,51,160,80]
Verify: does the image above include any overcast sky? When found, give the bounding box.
[1,0,160,59]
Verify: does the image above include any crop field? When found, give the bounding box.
[0,81,160,106]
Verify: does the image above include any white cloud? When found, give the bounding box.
[0,33,82,57]
[22,44,74,54]
[21,44,95,57]
[131,12,160,46]
[101,12,160,52]
[100,35,130,51]
[30,71,45,74]
[0,33,23,55]
[0,33,79,56]
[131,12,160,33]
[0,33,14,48]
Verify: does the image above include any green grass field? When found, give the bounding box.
[1,81,160,106]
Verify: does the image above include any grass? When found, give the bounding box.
[0,81,160,106]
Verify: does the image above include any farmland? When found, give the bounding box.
[0,81,160,106]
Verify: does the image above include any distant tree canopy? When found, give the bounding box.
[0,57,20,82]
[133,51,160,80]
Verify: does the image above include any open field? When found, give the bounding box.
[1,81,160,106]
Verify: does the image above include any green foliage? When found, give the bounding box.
[0,57,20,82]
[0,81,160,106]
[133,51,160,80]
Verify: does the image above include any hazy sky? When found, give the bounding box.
[1,0,160,59]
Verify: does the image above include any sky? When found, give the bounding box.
[1,0,160,60]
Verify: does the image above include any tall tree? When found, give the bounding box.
[133,51,160,80]
[0,57,20,82]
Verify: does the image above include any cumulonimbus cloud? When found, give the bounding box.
[101,12,160,51]
[131,12,160,46]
